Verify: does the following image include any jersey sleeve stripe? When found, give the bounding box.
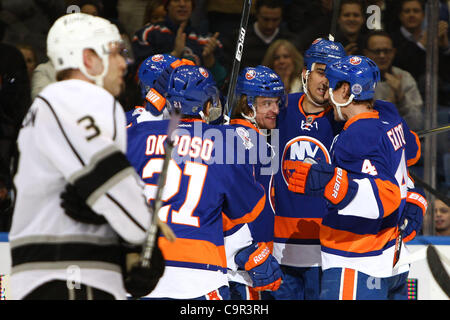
[36,95,85,165]
[406,130,421,167]
[374,179,401,218]
[320,224,397,254]
[274,217,321,240]
[70,149,133,202]
[227,194,266,226]
[158,237,227,269]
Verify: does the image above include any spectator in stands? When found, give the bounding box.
[364,30,424,131]
[144,0,167,24]
[132,0,226,87]
[207,0,257,43]
[286,0,334,53]
[0,0,66,64]
[391,0,450,104]
[223,0,299,71]
[434,199,450,236]
[335,0,367,55]
[16,44,37,80]
[262,39,304,93]
[79,0,103,16]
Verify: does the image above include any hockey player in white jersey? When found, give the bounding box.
[9,13,174,300]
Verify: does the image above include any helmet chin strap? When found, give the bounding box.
[241,97,271,136]
[301,64,329,107]
[328,88,354,121]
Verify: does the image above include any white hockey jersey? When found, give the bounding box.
[9,79,152,299]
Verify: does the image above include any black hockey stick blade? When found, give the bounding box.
[409,171,450,207]
[417,124,450,138]
[426,245,450,298]
[223,0,252,124]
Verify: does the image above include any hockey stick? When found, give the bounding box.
[223,0,252,124]
[426,245,450,298]
[409,171,450,207]
[140,107,181,268]
[329,0,341,38]
[417,124,450,138]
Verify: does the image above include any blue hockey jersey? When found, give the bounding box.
[126,118,265,298]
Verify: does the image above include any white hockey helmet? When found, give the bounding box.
[47,13,122,87]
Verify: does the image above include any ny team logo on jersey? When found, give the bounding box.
[281,136,330,185]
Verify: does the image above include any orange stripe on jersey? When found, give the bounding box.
[229,119,261,134]
[274,216,322,240]
[343,110,379,130]
[374,179,401,217]
[320,224,397,253]
[407,130,421,167]
[341,268,356,300]
[158,237,227,268]
[228,194,266,226]
[298,94,332,120]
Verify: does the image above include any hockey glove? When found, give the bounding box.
[124,237,165,299]
[146,59,195,116]
[60,184,107,225]
[288,161,358,210]
[235,242,282,291]
[400,187,427,243]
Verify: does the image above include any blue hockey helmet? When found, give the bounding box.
[326,55,381,101]
[166,65,221,123]
[236,65,286,100]
[138,53,177,99]
[304,38,347,71]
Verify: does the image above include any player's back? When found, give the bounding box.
[126,118,265,298]
[323,110,408,277]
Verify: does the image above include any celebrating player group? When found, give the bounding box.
[8,12,427,300]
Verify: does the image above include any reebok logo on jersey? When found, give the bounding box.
[146,88,165,112]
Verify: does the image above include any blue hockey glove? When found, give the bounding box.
[235,242,282,291]
[288,160,359,210]
[401,187,427,242]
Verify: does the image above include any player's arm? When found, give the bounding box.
[35,96,151,244]
[288,135,403,220]
[222,164,281,291]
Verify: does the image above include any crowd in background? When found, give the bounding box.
[0,0,449,234]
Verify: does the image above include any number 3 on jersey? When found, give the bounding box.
[142,159,207,227]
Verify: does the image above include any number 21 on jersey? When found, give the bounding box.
[142,159,207,227]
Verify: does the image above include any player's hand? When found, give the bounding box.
[400,187,427,243]
[288,160,358,210]
[124,240,165,299]
[60,184,107,225]
[235,242,282,291]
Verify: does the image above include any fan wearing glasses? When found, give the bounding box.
[363,30,424,131]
